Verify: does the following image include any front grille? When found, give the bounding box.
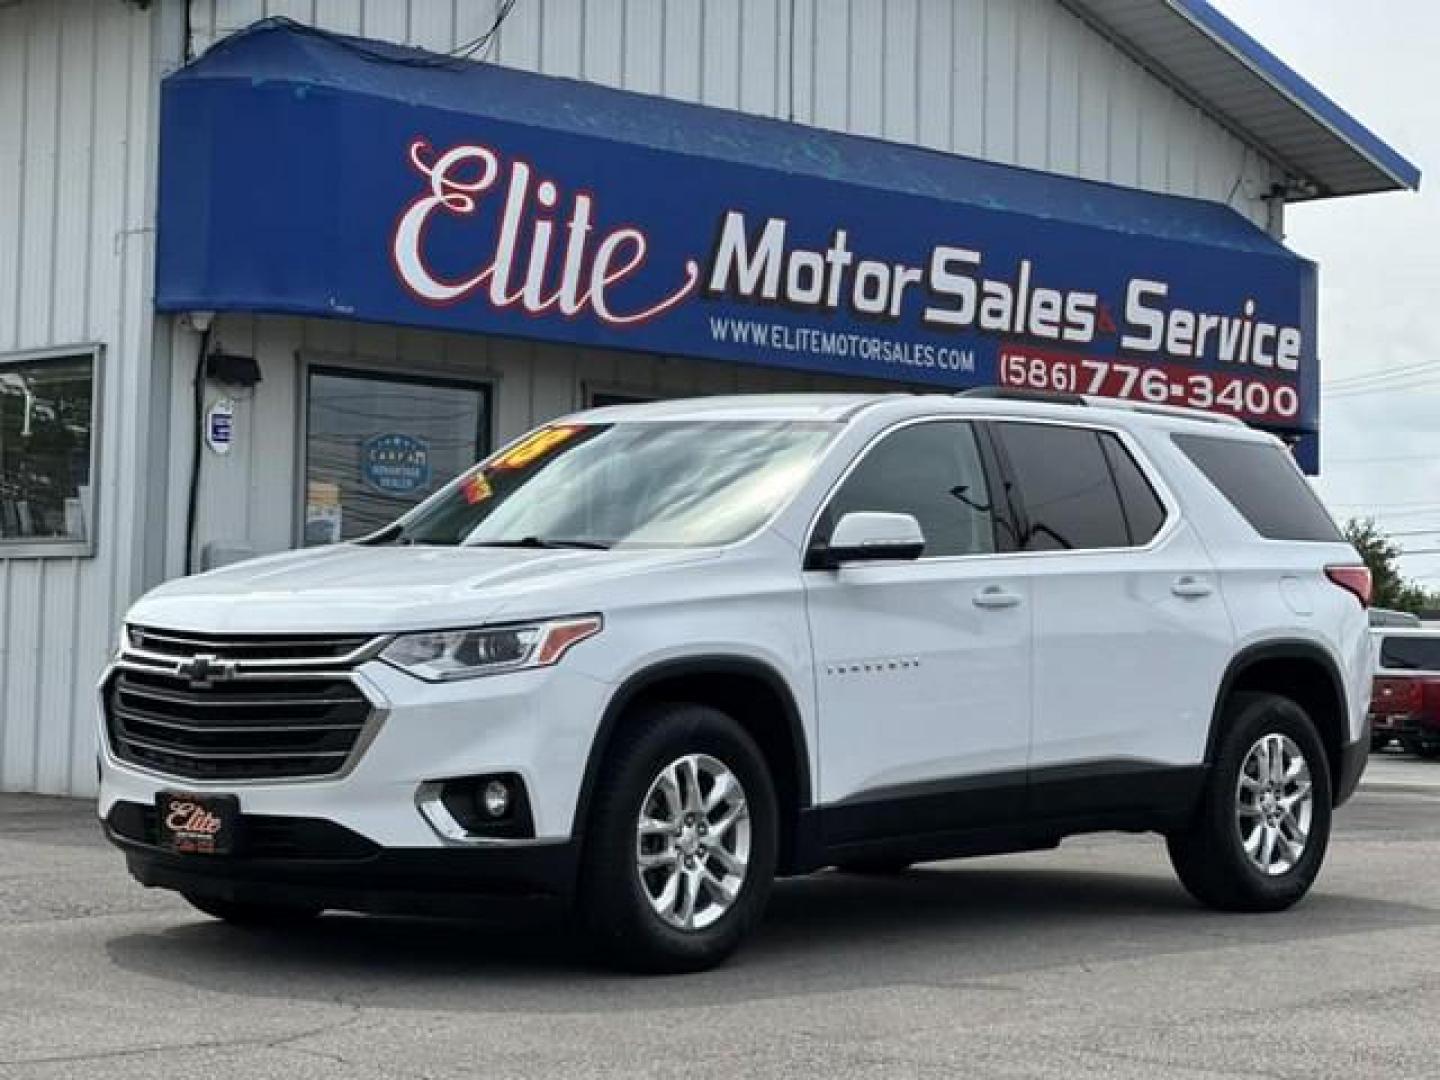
[127,625,375,664]
[105,629,381,782]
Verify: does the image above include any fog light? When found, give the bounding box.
[422,773,533,841]
[482,779,511,819]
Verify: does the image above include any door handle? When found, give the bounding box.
[973,586,1022,610]
[1171,575,1214,599]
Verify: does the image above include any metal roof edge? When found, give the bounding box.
[1166,0,1420,194]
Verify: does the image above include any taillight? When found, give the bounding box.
[1423,681,1440,723]
[1373,676,1422,713]
[1325,565,1372,607]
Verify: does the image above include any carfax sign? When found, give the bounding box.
[157,22,1319,462]
[360,433,431,495]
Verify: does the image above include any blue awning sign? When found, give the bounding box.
[156,21,1320,461]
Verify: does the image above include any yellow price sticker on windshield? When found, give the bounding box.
[492,425,584,470]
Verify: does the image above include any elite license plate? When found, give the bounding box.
[156,792,240,855]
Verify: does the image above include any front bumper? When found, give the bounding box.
[99,659,613,848]
[105,801,578,912]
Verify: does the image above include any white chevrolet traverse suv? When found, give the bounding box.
[101,392,1373,971]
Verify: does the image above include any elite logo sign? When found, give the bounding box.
[392,139,699,325]
[388,138,1310,428]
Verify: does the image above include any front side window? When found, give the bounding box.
[816,422,1003,558]
[391,420,836,549]
[0,351,98,551]
[994,422,1131,551]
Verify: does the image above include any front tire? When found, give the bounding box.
[182,893,321,927]
[578,703,778,973]
[1167,692,1331,913]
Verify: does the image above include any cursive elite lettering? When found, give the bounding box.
[392,139,700,325]
[166,801,223,836]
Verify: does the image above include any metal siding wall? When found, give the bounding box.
[0,0,1290,794]
[186,1,1283,220]
[0,0,178,796]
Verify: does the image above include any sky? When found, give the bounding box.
[1209,0,1440,585]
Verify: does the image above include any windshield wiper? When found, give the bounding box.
[466,536,613,551]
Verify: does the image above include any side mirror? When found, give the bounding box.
[816,511,926,568]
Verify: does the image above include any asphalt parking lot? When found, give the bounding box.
[4,754,1440,1080]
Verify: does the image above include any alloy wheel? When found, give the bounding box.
[1235,733,1314,877]
[635,753,751,931]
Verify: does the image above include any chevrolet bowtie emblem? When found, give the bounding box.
[174,653,237,687]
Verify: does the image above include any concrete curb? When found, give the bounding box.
[1359,781,1440,797]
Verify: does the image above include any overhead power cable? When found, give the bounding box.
[1326,374,1440,400]
[1323,358,1440,390]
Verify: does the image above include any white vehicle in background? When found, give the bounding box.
[100,391,1372,971]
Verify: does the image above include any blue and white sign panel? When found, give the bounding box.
[157,22,1320,463]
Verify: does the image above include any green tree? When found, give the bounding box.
[1343,517,1435,613]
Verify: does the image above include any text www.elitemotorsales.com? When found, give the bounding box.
[708,316,977,374]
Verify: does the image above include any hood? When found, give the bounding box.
[128,543,723,634]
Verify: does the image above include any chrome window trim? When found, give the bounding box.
[802,412,1182,569]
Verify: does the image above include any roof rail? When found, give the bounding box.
[956,385,1248,426]
[1079,396,1247,426]
[956,387,1087,406]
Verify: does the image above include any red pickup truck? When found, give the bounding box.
[1371,629,1440,758]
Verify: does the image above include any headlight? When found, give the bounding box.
[379,615,602,681]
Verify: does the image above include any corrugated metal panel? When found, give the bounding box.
[188,0,1280,225]
[0,0,181,796]
[1063,0,1419,196]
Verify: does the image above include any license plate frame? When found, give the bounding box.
[155,792,241,855]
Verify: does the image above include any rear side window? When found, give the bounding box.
[1380,636,1440,672]
[1173,434,1342,542]
[1100,433,1167,545]
[993,423,1130,551]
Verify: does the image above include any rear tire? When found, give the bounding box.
[1167,692,1331,913]
[182,893,321,927]
[577,702,778,973]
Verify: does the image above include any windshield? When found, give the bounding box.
[382,420,837,549]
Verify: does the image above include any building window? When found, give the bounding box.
[0,349,100,555]
[589,389,655,408]
[303,366,490,546]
